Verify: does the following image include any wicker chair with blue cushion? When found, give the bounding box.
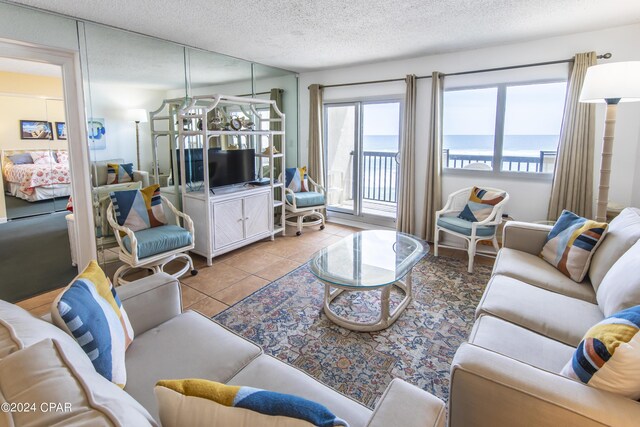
[283,166,326,236]
[434,186,509,273]
[106,185,197,285]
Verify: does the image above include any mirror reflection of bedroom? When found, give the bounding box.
[0,58,76,303]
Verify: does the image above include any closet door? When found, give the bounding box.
[213,199,244,249]
[244,192,270,239]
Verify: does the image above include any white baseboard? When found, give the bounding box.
[0,217,6,224]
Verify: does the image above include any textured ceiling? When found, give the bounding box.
[8,0,640,72]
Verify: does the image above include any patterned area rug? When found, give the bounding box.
[214,254,492,408]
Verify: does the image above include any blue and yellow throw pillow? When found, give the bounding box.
[540,210,607,282]
[51,261,134,387]
[110,184,167,232]
[285,166,309,193]
[106,162,134,185]
[458,186,505,222]
[155,379,349,427]
[561,305,640,399]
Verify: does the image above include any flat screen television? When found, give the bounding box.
[208,148,256,187]
[175,148,204,184]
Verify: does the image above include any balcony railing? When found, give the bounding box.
[362,151,397,203]
[442,149,556,172]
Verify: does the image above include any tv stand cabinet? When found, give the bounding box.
[184,185,273,266]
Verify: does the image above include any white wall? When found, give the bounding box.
[298,23,640,237]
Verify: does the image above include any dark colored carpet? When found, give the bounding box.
[214,255,492,408]
[0,212,76,303]
[4,195,69,220]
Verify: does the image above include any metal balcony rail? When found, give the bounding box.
[442,149,556,172]
[362,151,397,203]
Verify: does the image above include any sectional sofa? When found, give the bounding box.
[449,208,640,426]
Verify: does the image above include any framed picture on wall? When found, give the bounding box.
[55,122,67,140]
[88,117,106,150]
[20,120,53,140]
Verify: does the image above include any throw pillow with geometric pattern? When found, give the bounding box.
[540,210,608,282]
[285,166,309,193]
[110,184,166,232]
[458,186,506,222]
[106,162,134,185]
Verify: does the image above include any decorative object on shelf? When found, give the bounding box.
[126,109,148,170]
[579,61,640,222]
[88,117,107,150]
[261,145,279,155]
[20,120,53,140]
[55,122,67,140]
[229,116,242,131]
[206,107,225,130]
[239,116,254,130]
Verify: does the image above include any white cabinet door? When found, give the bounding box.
[213,199,244,249]
[244,192,271,239]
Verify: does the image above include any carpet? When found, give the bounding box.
[0,212,76,302]
[214,254,492,408]
[4,195,69,220]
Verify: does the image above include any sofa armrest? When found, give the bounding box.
[367,378,445,427]
[450,343,640,427]
[117,273,181,336]
[133,170,150,187]
[502,221,552,255]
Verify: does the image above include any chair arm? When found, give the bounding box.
[450,343,640,427]
[307,176,326,194]
[106,203,138,261]
[117,273,182,336]
[161,195,194,235]
[133,169,150,187]
[501,221,552,255]
[284,187,297,209]
[366,378,445,427]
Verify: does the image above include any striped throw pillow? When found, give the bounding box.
[540,210,608,282]
[51,260,134,387]
[561,305,640,399]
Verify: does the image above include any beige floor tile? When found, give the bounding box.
[254,259,302,282]
[222,249,288,274]
[16,287,64,310]
[318,234,344,247]
[181,263,250,297]
[186,297,228,317]
[28,304,52,318]
[214,275,270,305]
[180,284,208,309]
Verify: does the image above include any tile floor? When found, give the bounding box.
[16,223,495,318]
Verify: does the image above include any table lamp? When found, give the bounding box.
[126,109,148,170]
[579,61,640,222]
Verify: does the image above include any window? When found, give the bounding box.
[443,81,567,174]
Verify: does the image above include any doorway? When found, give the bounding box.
[324,100,401,226]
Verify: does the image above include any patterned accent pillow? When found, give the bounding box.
[458,186,506,222]
[110,184,167,232]
[285,166,309,193]
[560,305,640,399]
[8,153,34,164]
[51,260,134,387]
[155,379,349,427]
[106,162,134,185]
[30,150,56,165]
[540,210,608,282]
[56,150,69,163]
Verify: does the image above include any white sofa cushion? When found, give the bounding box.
[476,275,604,347]
[597,239,640,317]
[589,207,640,291]
[124,310,262,421]
[229,354,372,427]
[493,248,596,302]
[0,339,156,426]
[469,315,575,373]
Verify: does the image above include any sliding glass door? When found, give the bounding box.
[325,100,400,223]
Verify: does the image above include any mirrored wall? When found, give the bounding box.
[76,22,298,271]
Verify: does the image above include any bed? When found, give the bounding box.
[1,149,72,202]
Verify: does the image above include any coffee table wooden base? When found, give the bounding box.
[322,272,413,332]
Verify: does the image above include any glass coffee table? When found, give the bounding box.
[309,230,428,331]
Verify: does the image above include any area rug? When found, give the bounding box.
[214,254,492,408]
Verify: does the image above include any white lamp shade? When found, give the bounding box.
[580,61,640,103]
[126,108,148,123]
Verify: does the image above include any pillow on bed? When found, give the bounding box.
[8,153,34,165]
[56,150,69,164]
[30,151,56,165]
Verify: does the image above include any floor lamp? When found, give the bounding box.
[127,109,148,170]
[579,61,640,222]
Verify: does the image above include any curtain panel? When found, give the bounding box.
[308,84,325,187]
[423,72,444,242]
[397,74,417,234]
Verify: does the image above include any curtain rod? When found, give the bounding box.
[236,90,271,97]
[319,52,612,89]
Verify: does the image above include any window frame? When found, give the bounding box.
[442,79,567,181]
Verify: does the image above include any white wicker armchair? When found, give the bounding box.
[284,175,327,236]
[106,195,197,285]
[434,187,509,272]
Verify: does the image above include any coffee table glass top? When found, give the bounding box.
[309,230,428,288]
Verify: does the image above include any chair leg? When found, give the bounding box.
[434,227,439,257]
[467,238,477,273]
[296,215,303,236]
[492,236,500,253]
